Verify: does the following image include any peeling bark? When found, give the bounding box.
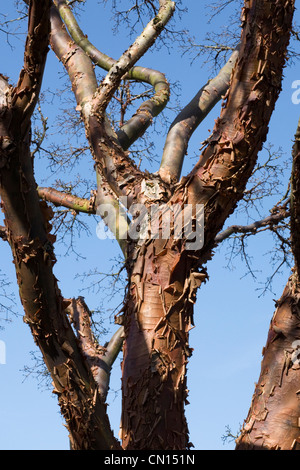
[0,1,119,450]
[120,0,295,450]
[0,0,296,451]
[236,115,300,451]
[121,234,203,450]
[236,278,300,450]
[0,130,119,450]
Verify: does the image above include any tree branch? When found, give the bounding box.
[37,186,96,214]
[116,67,170,150]
[159,45,240,184]
[49,4,98,121]
[215,204,290,244]
[50,3,145,205]
[181,0,295,261]
[96,172,130,257]
[0,2,120,449]
[55,0,170,150]
[12,0,52,135]
[90,0,175,118]
[67,297,124,400]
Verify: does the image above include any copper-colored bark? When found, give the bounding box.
[236,278,300,450]
[120,0,295,450]
[0,1,119,451]
[0,0,296,451]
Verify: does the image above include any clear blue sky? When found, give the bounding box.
[0,0,299,450]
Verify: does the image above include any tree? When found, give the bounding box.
[0,0,298,450]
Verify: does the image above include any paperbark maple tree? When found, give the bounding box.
[0,0,297,450]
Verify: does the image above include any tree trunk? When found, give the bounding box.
[121,245,191,449]
[236,277,300,450]
[0,128,120,450]
[120,201,206,450]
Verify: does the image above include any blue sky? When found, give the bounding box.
[0,0,300,450]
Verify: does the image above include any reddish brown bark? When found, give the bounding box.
[236,109,300,453]
[0,117,120,451]
[0,1,119,451]
[120,0,295,450]
[0,0,296,451]
[236,278,300,450]
[121,235,202,449]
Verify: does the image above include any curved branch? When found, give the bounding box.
[117,67,170,150]
[12,0,51,135]
[90,0,175,118]
[49,4,98,121]
[159,45,240,184]
[54,0,170,150]
[50,3,146,205]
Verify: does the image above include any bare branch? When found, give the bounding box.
[159,45,239,183]
[90,0,175,118]
[116,67,170,150]
[37,186,96,214]
[215,203,290,244]
[49,4,98,121]
[12,0,52,134]
[55,0,171,149]
[67,297,124,400]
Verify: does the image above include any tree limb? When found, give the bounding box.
[12,0,52,135]
[90,0,175,118]
[55,0,170,150]
[49,4,98,121]
[215,205,290,244]
[159,45,240,184]
[96,172,130,257]
[67,297,124,400]
[37,186,96,214]
[182,0,295,262]
[0,2,120,449]
[50,3,146,205]
[162,0,295,290]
